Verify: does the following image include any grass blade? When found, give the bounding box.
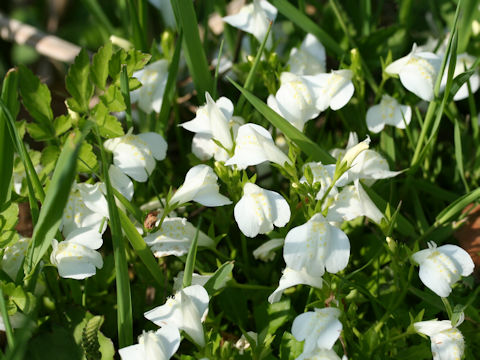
[435,187,480,227]
[0,70,19,207]
[453,118,469,192]
[94,126,133,347]
[228,77,335,164]
[183,219,202,289]
[171,0,213,101]
[0,287,14,349]
[270,0,343,57]
[158,31,183,128]
[120,65,134,130]
[118,210,163,286]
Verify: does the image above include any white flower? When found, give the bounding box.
[366,95,412,133]
[268,267,323,304]
[412,241,474,297]
[327,179,384,224]
[253,238,284,262]
[234,331,257,354]
[131,59,168,114]
[173,272,213,292]
[283,213,350,277]
[104,129,168,182]
[50,228,103,280]
[144,285,209,347]
[267,72,323,130]
[144,217,215,258]
[288,33,326,75]
[61,182,109,236]
[441,53,480,101]
[385,44,441,101]
[119,325,180,360]
[234,183,290,238]
[297,349,342,360]
[292,308,343,355]
[340,136,370,170]
[331,133,400,185]
[222,0,277,48]
[414,319,464,360]
[181,92,234,151]
[191,116,244,162]
[225,123,291,169]
[314,70,355,112]
[1,237,30,280]
[170,165,232,207]
[109,165,134,201]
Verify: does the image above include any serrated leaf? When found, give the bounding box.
[26,122,53,141]
[91,42,113,90]
[125,49,151,75]
[40,145,61,170]
[66,49,94,113]
[108,49,127,83]
[93,102,124,138]
[100,85,126,112]
[17,65,54,136]
[77,142,98,173]
[54,115,73,136]
[0,202,19,230]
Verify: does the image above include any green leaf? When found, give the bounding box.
[435,187,480,227]
[10,286,36,313]
[108,49,126,83]
[26,122,53,141]
[66,49,94,113]
[93,102,125,138]
[17,65,54,137]
[0,70,18,207]
[118,210,163,286]
[125,49,151,76]
[203,261,234,295]
[183,219,201,288]
[77,142,98,173]
[24,129,88,278]
[54,115,73,137]
[279,332,303,360]
[0,203,19,248]
[99,85,126,113]
[91,41,113,90]
[171,0,213,101]
[228,78,335,164]
[270,0,344,57]
[453,118,469,192]
[40,145,60,174]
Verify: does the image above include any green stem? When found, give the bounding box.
[0,287,15,349]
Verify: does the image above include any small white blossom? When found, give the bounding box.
[131,59,168,114]
[144,285,209,347]
[50,228,103,280]
[283,213,350,277]
[144,217,215,258]
[225,123,291,169]
[253,238,284,262]
[104,129,167,182]
[297,349,342,360]
[170,165,232,207]
[314,70,355,112]
[385,44,441,101]
[109,165,134,201]
[292,308,343,355]
[288,33,326,75]
[181,92,234,151]
[366,95,412,133]
[414,319,464,360]
[234,183,290,238]
[412,241,474,297]
[268,267,323,304]
[222,0,277,48]
[267,72,323,130]
[119,325,180,360]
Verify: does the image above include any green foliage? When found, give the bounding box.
[66,49,95,114]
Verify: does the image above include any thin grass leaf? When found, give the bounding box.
[118,210,163,286]
[183,219,202,289]
[0,287,14,349]
[270,0,343,57]
[171,0,213,102]
[435,187,480,227]
[228,78,335,164]
[454,118,469,192]
[203,261,234,295]
[23,127,90,278]
[80,0,115,38]
[0,70,19,207]
[113,188,143,223]
[212,38,224,100]
[127,0,147,51]
[457,0,480,52]
[94,126,133,347]
[158,31,183,127]
[120,65,133,130]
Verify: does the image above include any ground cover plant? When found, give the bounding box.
[0,0,480,359]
